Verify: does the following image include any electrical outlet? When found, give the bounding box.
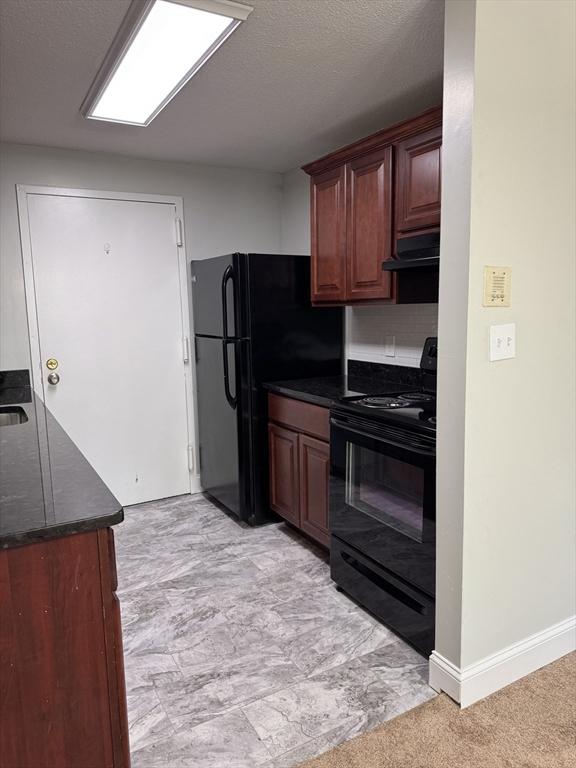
[384,335,396,357]
[490,323,516,361]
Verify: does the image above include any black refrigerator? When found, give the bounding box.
[191,253,343,525]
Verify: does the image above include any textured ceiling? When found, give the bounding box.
[0,0,444,172]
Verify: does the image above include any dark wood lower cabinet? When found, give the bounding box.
[268,422,300,526]
[268,394,330,547]
[0,528,130,768]
[298,434,330,547]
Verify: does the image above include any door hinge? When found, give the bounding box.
[175,218,183,247]
[182,336,190,363]
[187,445,194,472]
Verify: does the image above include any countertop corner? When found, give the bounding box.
[1,394,124,549]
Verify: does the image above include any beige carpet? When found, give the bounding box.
[298,652,576,768]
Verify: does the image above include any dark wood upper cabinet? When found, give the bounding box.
[268,422,300,526]
[395,125,442,236]
[346,146,393,301]
[310,166,346,303]
[298,434,330,547]
[303,106,442,305]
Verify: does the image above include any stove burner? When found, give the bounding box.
[398,392,435,404]
[357,391,436,410]
[360,396,408,409]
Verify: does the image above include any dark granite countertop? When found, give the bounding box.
[1,391,123,549]
[264,360,423,408]
[264,375,382,407]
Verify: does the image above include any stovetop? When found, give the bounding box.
[331,337,438,435]
[358,391,435,409]
[334,389,437,433]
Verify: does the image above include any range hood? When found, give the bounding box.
[383,232,440,271]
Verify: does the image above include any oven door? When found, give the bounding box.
[330,414,436,596]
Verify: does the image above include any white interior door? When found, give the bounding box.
[22,191,191,506]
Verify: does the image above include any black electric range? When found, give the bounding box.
[332,337,437,433]
[329,338,438,657]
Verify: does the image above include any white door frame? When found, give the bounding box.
[16,184,201,496]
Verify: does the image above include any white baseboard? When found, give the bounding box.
[429,615,576,708]
[429,650,462,702]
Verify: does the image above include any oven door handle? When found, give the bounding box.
[330,417,435,457]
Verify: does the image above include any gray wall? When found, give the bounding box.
[437,0,576,671]
[0,143,282,369]
[434,0,476,667]
[279,168,311,256]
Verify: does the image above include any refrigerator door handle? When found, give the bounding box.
[221,264,235,339]
[222,339,238,409]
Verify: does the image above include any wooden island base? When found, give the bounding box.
[0,528,130,768]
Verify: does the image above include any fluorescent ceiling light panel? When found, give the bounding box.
[83,0,252,126]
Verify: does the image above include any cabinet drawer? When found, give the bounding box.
[268,393,330,441]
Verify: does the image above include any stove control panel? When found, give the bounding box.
[420,337,438,372]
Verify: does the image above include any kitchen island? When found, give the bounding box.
[0,376,130,768]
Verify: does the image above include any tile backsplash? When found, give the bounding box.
[346,304,439,367]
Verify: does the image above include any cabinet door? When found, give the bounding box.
[268,424,299,525]
[396,126,442,235]
[298,434,330,547]
[0,530,130,768]
[346,147,393,300]
[310,166,346,303]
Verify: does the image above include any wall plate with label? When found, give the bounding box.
[483,266,511,307]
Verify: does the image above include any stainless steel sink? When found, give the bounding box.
[0,406,29,427]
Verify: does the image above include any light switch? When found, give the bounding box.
[490,323,516,361]
[384,335,396,357]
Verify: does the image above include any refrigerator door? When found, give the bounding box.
[195,335,246,516]
[243,254,344,524]
[191,254,241,339]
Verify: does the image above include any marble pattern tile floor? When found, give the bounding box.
[115,494,436,768]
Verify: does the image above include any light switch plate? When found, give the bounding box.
[483,266,511,307]
[490,323,516,361]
